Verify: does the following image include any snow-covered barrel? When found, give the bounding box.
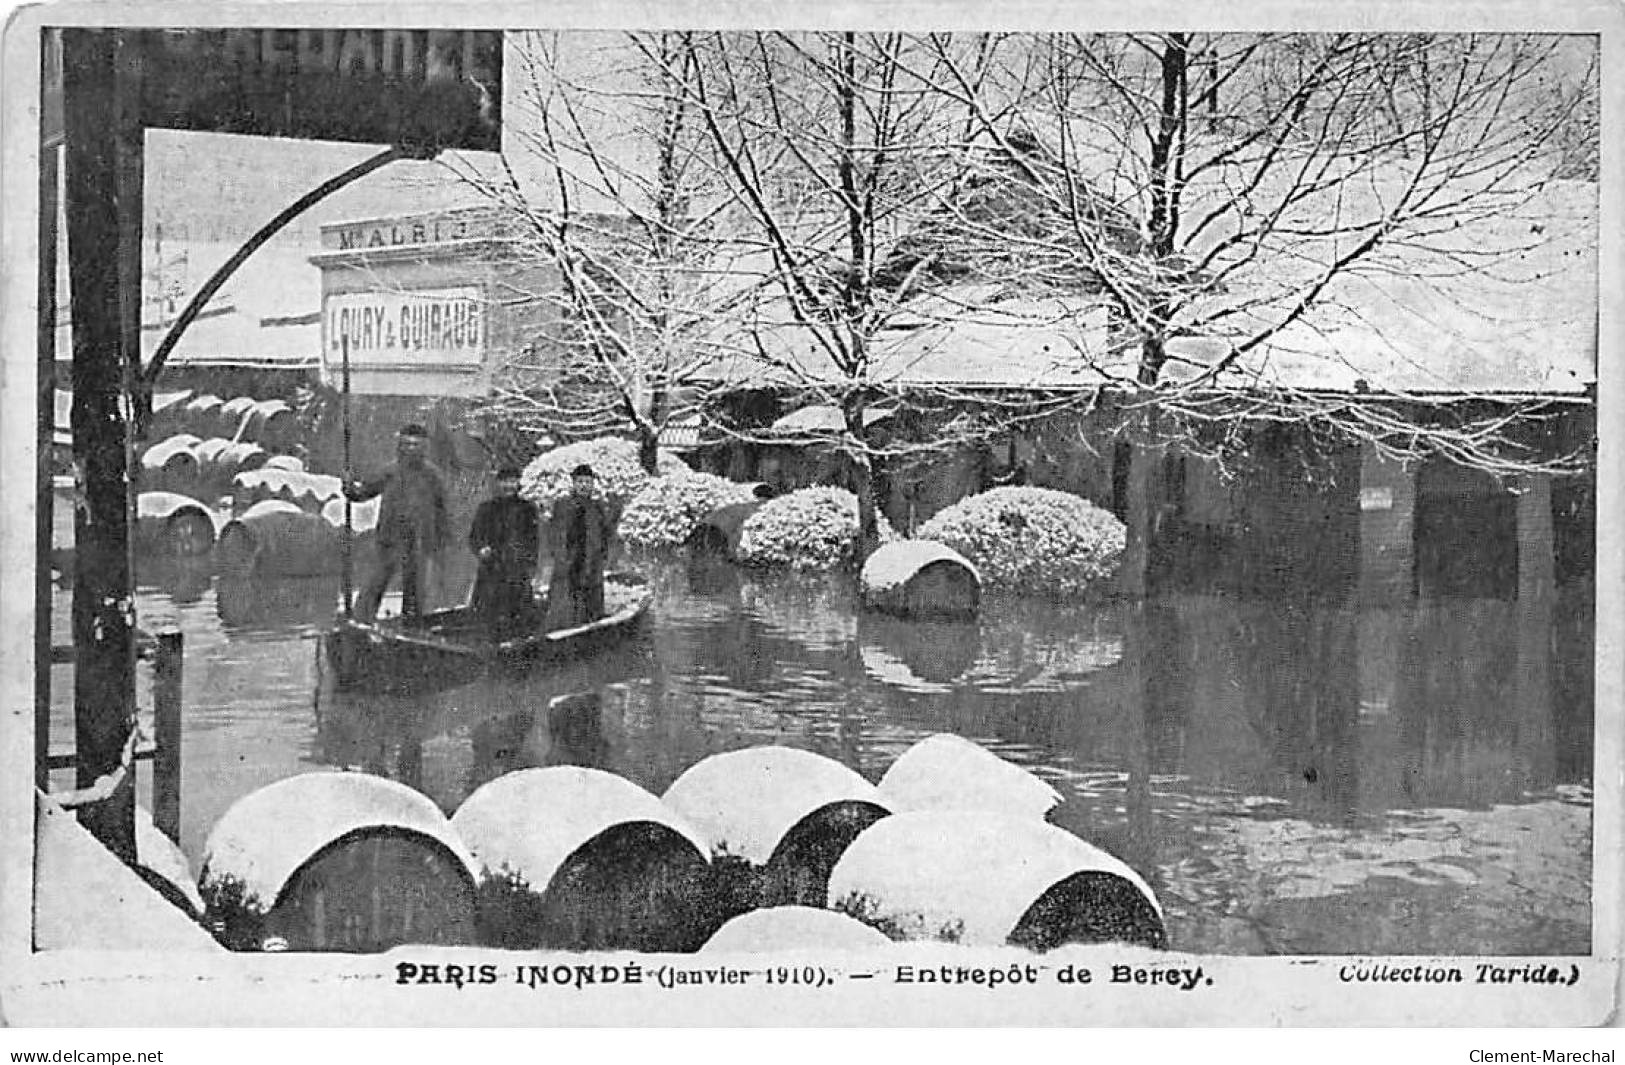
[216,500,342,578]
[240,398,299,453]
[662,746,892,909]
[135,491,221,557]
[320,495,381,536]
[700,905,893,953]
[687,500,763,557]
[146,389,194,439]
[138,434,202,495]
[827,812,1165,951]
[192,436,260,498]
[878,734,1060,821]
[235,468,343,512]
[192,436,232,469]
[451,767,712,951]
[182,394,226,437]
[216,440,269,482]
[861,540,980,619]
[199,772,479,952]
[219,395,258,439]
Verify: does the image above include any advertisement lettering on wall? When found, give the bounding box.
[324,287,486,369]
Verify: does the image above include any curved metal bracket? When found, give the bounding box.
[138,143,436,430]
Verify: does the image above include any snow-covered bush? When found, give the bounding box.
[916,486,1124,598]
[619,473,760,551]
[736,487,895,571]
[520,438,688,521]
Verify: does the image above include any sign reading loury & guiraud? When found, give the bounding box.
[324,287,486,369]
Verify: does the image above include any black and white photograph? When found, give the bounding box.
[0,2,1616,1030]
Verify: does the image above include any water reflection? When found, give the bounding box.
[858,615,981,691]
[216,575,337,632]
[85,554,1593,955]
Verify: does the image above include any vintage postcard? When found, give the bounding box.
[0,0,1618,1028]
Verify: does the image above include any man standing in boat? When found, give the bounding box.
[546,464,612,629]
[345,423,449,623]
[468,465,540,639]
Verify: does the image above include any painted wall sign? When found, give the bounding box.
[323,210,508,252]
[133,28,502,151]
[324,287,486,369]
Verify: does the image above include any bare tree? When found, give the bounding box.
[659,31,1087,550]
[456,32,759,473]
[928,32,1597,592]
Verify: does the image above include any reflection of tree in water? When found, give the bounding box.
[970,599,1124,693]
[468,708,533,793]
[546,692,611,769]
[738,574,859,654]
[1390,597,1565,808]
[312,679,438,788]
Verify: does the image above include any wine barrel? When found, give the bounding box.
[135,491,220,558]
[182,394,226,438]
[687,501,763,557]
[663,746,891,909]
[877,734,1060,821]
[321,495,381,535]
[235,469,343,512]
[216,501,341,578]
[193,436,232,467]
[240,398,298,453]
[827,811,1165,951]
[860,540,980,619]
[220,396,257,439]
[199,772,479,952]
[146,390,195,440]
[139,434,202,495]
[451,766,712,951]
[700,905,892,953]
[217,441,269,482]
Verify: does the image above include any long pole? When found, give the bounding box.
[341,334,354,617]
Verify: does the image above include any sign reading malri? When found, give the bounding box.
[326,288,486,368]
[134,28,502,151]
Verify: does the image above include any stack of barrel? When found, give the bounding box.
[192,731,1166,955]
[134,390,381,577]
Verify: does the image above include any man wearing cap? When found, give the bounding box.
[546,464,612,628]
[345,423,448,622]
[468,465,541,639]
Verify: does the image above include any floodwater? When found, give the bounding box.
[46,556,1593,956]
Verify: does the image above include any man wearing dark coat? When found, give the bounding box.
[345,423,448,623]
[467,466,540,639]
[546,464,612,629]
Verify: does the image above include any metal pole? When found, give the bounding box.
[341,334,354,617]
[152,630,182,844]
